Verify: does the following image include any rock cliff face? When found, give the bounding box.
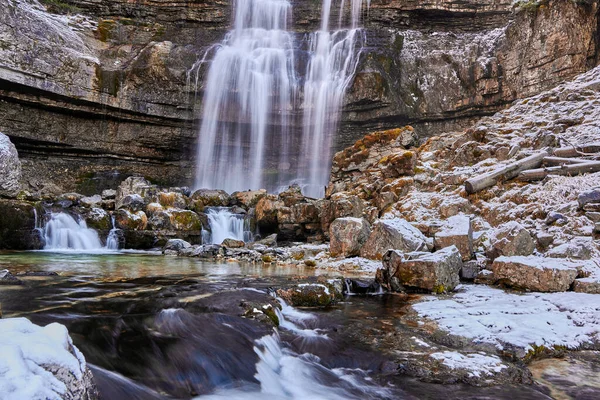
[0,0,598,192]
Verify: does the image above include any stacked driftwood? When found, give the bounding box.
[465,143,600,194]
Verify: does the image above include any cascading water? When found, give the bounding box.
[195,0,370,198]
[195,0,297,193]
[43,213,104,251]
[205,207,253,244]
[298,0,369,198]
[106,216,120,251]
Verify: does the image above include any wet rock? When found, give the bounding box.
[255,195,284,232]
[188,244,225,259]
[329,217,371,257]
[343,278,381,295]
[221,238,245,248]
[380,246,463,293]
[487,221,535,259]
[169,210,202,231]
[276,283,337,307]
[232,189,267,208]
[252,234,277,248]
[80,194,102,208]
[84,207,111,231]
[163,239,191,252]
[491,256,581,292]
[115,209,148,230]
[546,238,596,260]
[361,218,428,260]
[578,188,600,209]
[433,215,473,261]
[0,269,23,285]
[117,194,145,212]
[0,133,22,198]
[0,200,38,250]
[157,192,188,209]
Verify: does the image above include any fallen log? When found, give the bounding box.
[554,143,600,157]
[465,150,549,194]
[518,161,600,182]
[543,156,590,167]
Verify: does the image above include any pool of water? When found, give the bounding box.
[0,252,556,399]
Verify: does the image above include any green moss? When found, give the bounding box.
[264,307,280,326]
[304,260,317,267]
[393,34,404,54]
[262,254,274,263]
[433,285,446,294]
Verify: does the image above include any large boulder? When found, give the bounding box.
[486,221,535,259]
[491,256,581,292]
[163,239,192,252]
[361,218,428,260]
[0,133,21,198]
[169,210,202,231]
[434,215,473,261]
[157,192,188,209]
[232,189,267,208]
[546,237,597,260]
[190,189,230,210]
[255,195,284,232]
[379,246,463,293]
[79,195,102,208]
[115,176,156,205]
[329,217,371,257]
[83,208,112,231]
[116,194,146,212]
[0,318,99,399]
[114,209,148,230]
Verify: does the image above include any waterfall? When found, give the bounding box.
[43,213,104,251]
[205,207,253,244]
[195,0,297,193]
[297,0,369,198]
[106,216,120,251]
[194,0,369,198]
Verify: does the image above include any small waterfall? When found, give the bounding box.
[195,0,297,193]
[43,213,104,251]
[206,207,253,244]
[106,216,120,250]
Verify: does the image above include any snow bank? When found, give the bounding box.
[413,285,600,351]
[0,318,90,400]
[429,351,507,378]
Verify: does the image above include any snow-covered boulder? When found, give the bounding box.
[433,215,473,261]
[0,318,98,400]
[486,221,535,259]
[380,246,463,293]
[492,256,581,292]
[361,218,428,260]
[0,132,21,198]
[329,217,371,257]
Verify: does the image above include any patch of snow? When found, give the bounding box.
[411,337,430,348]
[413,285,600,351]
[0,318,87,400]
[429,351,507,378]
[297,283,330,295]
[494,255,585,271]
[326,257,382,273]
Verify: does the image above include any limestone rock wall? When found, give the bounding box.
[0,0,597,193]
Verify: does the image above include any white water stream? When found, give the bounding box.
[205,207,253,244]
[41,213,118,252]
[195,0,370,198]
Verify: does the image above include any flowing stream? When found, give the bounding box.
[0,253,557,399]
[205,207,253,244]
[195,0,370,197]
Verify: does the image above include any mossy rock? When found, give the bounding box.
[276,284,336,308]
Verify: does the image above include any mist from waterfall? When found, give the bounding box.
[194,0,370,198]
